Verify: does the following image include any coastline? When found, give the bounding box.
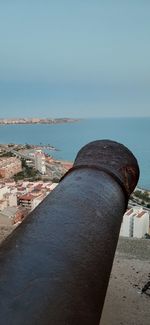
[0,118,80,126]
[0,118,149,190]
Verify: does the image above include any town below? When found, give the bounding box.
[0,142,73,240]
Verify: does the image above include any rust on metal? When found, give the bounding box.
[61,140,139,198]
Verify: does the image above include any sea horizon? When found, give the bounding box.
[0,115,150,119]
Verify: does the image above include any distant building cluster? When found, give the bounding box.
[120,207,149,238]
[0,118,78,125]
[0,180,58,226]
[0,157,22,178]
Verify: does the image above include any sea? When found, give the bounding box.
[0,117,150,190]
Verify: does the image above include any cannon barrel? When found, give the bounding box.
[0,140,139,325]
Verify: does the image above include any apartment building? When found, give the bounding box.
[120,207,149,238]
[35,150,46,175]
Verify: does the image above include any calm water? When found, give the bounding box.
[0,118,150,189]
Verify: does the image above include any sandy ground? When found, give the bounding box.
[101,238,150,325]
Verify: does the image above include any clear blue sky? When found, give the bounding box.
[0,0,150,118]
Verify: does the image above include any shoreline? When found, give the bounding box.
[0,143,150,191]
[0,118,81,126]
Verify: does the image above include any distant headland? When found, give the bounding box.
[0,118,80,125]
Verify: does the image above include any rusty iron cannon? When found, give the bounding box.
[0,140,139,324]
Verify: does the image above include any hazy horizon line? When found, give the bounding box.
[0,115,150,120]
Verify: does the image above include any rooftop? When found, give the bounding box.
[19,194,34,201]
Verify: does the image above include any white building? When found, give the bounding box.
[120,207,149,238]
[0,185,9,200]
[35,150,46,175]
[7,193,17,207]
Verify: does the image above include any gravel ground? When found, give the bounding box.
[101,237,150,325]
